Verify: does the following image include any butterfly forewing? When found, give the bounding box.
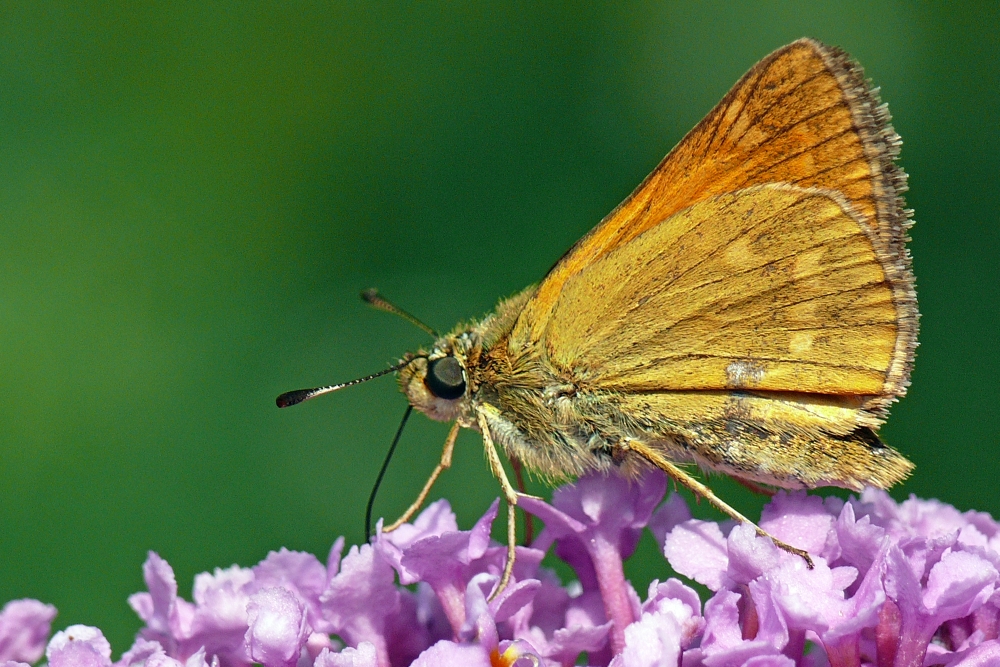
[511,40,917,408]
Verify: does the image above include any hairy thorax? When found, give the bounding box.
[398,290,691,484]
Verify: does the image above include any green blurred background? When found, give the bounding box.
[2,1,998,654]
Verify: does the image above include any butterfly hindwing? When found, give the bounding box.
[540,185,910,413]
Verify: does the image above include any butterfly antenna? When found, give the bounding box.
[361,288,438,338]
[275,356,425,408]
[365,404,414,542]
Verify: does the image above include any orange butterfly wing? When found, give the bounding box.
[508,38,915,404]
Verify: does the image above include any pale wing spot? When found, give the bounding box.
[725,235,757,268]
[725,359,767,388]
[789,332,814,354]
[794,248,827,280]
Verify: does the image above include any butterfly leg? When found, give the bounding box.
[625,439,813,568]
[477,408,520,600]
[384,421,461,533]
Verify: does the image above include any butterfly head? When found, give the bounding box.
[398,335,473,423]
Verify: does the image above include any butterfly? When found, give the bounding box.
[279,38,917,597]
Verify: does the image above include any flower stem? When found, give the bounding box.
[589,535,634,654]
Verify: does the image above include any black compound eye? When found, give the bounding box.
[424,356,466,399]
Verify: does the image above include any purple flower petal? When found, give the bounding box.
[116,641,212,667]
[489,579,541,625]
[547,469,666,561]
[823,549,888,665]
[382,590,433,667]
[178,564,256,664]
[460,572,543,667]
[497,640,544,667]
[741,656,796,667]
[326,538,345,581]
[252,549,328,633]
[834,501,887,575]
[642,579,701,619]
[245,587,309,667]
[129,552,179,645]
[184,647,214,667]
[413,584,452,645]
[744,583,792,650]
[47,626,112,667]
[409,640,491,667]
[534,623,610,666]
[611,578,705,667]
[699,590,789,667]
[883,539,999,667]
[312,643,378,667]
[143,653,183,667]
[759,492,841,562]
[28,470,1000,666]
[116,638,165,667]
[49,642,113,667]
[760,558,856,631]
[897,496,981,539]
[608,610,683,667]
[945,639,1000,666]
[663,520,729,591]
[924,550,999,618]
[944,601,1000,650]
[321,544,400,667]
[520,470,665,655]
[375,500,458,586]
[726,523,783,586]
[507,570,610,665]
[382,500,458,551]
[386,498,546,639]
[393,501,501,587]
[640,580,704,647]
[395,504,500,631]
[516,497,593,589]
[698,590,743,651]
[0,598,57,663]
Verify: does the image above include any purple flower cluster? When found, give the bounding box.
[4,472,1000,667]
